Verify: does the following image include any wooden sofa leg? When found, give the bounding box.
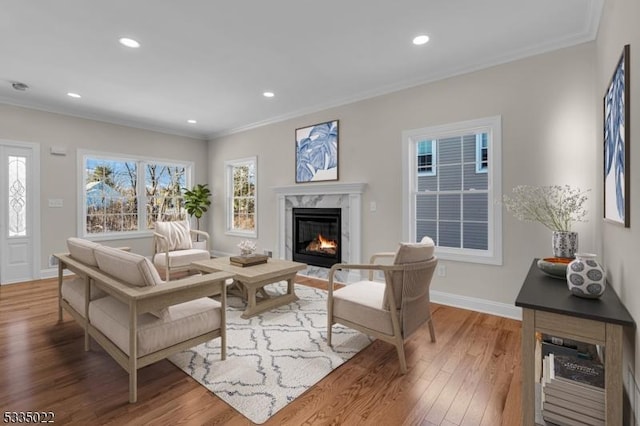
[396,340,408,374]
[57,263,64,323]
[129,371,137,403]
[129,303,138,403]
[428,318,436,343]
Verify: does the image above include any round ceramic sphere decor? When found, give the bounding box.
[566,253,605,298]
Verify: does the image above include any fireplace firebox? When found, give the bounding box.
[292,208,341,268]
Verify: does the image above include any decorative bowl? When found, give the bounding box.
[537,257,572,279]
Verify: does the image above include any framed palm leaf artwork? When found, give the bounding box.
[295,120,339,183]
[604,45,630,227]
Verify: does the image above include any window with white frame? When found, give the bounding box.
[79,151,192,238]
[417,140,436,176]
[402,116,502,265]
[476,133,488,173]
[225,157,257,237]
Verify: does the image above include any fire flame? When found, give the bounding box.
[317,233,337,249]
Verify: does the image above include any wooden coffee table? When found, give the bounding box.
[191,257,307,318]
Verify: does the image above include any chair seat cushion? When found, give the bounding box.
[88,296,222,357]
[333,281,394,336]
[153,249,210,268]
[61,277,108,317]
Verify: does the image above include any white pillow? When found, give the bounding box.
[155,220,193,252]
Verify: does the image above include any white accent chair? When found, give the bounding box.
[326,237,438,374]
[152,220,211,281]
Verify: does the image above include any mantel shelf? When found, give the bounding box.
[272,182,366,196]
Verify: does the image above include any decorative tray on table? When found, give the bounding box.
[536,257,572,279]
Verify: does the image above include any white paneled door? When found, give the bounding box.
[0,142,40,285]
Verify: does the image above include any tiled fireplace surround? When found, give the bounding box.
[273,182,366,283]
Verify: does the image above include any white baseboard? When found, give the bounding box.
[40,267,74,280]
[212,250,235,258]
[430,290,522,320]
[133,252,523,321]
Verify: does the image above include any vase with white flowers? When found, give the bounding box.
[503,185,589,258]
[237,240,257,257]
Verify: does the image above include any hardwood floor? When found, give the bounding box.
[0,276,522,425]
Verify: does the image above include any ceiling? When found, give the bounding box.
[0,1,603,140]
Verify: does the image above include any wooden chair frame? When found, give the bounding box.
[56,252,233,403]
[153,228,210,281]
[327,253,438,374]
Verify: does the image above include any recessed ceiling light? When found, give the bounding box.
[12,82,29,91]
[67,92,81,98]
[119,37,141,48]
[187,119,197,124]
[412,35,430,45]
[263,91,275,98]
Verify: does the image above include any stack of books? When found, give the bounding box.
[229,254,269,267]
[541,353,605,426]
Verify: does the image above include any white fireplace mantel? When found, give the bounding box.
[273,182,366,196]
[273,182,366,279]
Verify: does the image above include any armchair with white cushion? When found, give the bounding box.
[152,220,211,281]
[327,236,438,374]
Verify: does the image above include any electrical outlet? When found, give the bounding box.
[48,255,59,268]
[263,250,273,258]
[437,264,446,277]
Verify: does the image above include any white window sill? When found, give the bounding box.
[225,229,257,239]
[435,247,502,266]
[82,230,153,242]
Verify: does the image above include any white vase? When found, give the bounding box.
[566,253,605,298]
[552,231,578,258]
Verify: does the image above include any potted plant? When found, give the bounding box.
[183,183,212,242]
[503,185,589,258]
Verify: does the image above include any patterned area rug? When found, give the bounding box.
[168,283,373,424]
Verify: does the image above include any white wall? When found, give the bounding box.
[0,105,208,273]
[596,0,640,403]
[209,43,597,306]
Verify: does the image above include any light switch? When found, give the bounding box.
[48,199,63,208]
[370,201,377,212]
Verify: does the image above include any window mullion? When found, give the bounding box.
[460,136,466,249]
[138,160,146,230]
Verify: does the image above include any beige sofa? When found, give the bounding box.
[56,238,234,403]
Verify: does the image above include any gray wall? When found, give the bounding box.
[597,0,640,401]
[0,105,208,269]
[209,42,597,306]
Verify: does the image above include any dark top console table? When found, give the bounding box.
[515,259,635,425]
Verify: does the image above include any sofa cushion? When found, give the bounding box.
[333,280,393,336]
[67,238,101,267]
[155,220,193,252]
[94,245,163,287]
[61,277,108,316]
[88,296,222,357]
